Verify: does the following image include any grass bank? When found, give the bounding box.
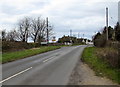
[82,47,120,84]
[1,46,61,63]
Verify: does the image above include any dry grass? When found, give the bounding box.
[96,47,119,68]
[82,47,120,84]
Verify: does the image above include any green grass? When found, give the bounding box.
[1,46,61,63]
[82,47,120,84]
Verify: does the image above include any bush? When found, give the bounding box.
[27,43,39,48]
[106,41,119,49]
[94,34,107,47]
[2,41,10,51]
[82,47,120,84]
[118,43,120,68]
[96,47,119,68]
[2,41,39,52]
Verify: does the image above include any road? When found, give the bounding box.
[2,45,87,85]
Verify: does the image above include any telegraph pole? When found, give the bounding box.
[46,17,49,43]
[106,7,109,41]
[83,34,84,38]
[78,32,80,38]
[118,1,120,24]
[70,29,72,37]
[70,29,72,43]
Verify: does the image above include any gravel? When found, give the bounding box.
[68,59,118,85]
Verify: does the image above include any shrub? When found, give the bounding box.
[94,34,107,47]
[96,47,119,68]
[2,41,37,52]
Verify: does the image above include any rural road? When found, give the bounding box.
[2,45,87,85]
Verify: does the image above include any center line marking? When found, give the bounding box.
[0,67,32,83]
[43,57,54,63]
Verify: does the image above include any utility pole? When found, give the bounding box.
[78,32,80,38]
[118,1,120,24]
[82,34,84,43]
[70,29,72,44]
[83,34,84,38]
[106,7,109,41]
[70,29,72,37]
[46,17,49,43]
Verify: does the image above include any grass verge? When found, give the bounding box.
[82,47,120,84]
[1,46,61,64]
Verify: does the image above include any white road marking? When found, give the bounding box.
[33,59,43,63]
[43,57,55,63]
[0,67,32,83]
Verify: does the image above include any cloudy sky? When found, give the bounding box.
[0,0,119,41]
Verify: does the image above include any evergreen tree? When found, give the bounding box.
[115,22,120,41]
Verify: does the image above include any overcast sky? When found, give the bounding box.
[0,0,119,41]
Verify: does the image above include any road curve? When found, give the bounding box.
[2,45,87,85]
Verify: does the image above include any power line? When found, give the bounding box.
[110,17,117,24]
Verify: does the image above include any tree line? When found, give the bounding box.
[93,22,120,47]
[58,35,91,44]
[1,16,53,44]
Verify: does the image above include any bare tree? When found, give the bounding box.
[2,29,7,41]
[44,25,54,41]
[17,17,31,43]
[30,18,39,43]
[17,16,54,43]
[30,17,46,43]
[37,18,46,43]
[6,29,18,41]
[48,25,54,40]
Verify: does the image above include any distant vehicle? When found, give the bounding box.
[41,39,47,45]
[64,42,72,45]
[41,42,47,45]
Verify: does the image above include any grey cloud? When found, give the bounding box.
[0,0,118,40]
[1,4,32,15]
[0,1,48,16]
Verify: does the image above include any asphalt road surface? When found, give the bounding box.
[2,45,87,85]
